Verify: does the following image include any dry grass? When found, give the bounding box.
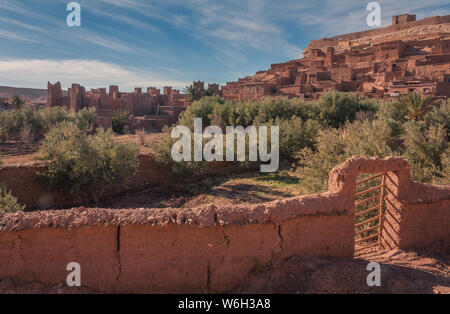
[182,171,310,208]
[112,131,166,154]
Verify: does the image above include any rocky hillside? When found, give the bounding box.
[0,86,47,102]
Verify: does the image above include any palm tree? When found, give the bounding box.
[204,88,215,97]
[183,85,198,102]
[7,95,27,109]
[395,91,439,121]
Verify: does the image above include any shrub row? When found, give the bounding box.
[37,121,140,202]
[0,106,96,142]
[296,101,449,193]
[154,92,379,176]
[154,92,448,187]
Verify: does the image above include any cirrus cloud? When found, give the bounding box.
[0,59,190,91]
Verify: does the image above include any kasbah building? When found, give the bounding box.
[46,14,450,130]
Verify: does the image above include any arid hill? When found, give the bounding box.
[222,14,450,101]
[0,86,47,102]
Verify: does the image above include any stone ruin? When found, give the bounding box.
[46,81,219,130]
[221,14,450,101]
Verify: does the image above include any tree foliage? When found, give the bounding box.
[37,122,140,201]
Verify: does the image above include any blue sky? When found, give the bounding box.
[0,0,449,91]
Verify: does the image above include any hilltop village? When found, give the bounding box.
[44,14,450,129]
[221,14,450,101]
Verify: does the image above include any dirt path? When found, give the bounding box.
[234,250,449,294]
[1,250,447,294]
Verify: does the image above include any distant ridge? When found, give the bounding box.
[0,86,47,102]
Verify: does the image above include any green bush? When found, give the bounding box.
[38,106,71,129]
[295,129,348,194]
[0,187,25,213]
[177,96,316,130]
[0,106,97,142]
[424,100,450,133]
[317,91,378,128]
[152,127,208,178]
[0,156,24,213]
[37,122,139,200]
[374,100,407,138]
[402,121,448,183]
[272,116,319,158]
[112,110,130,134]
[0,106,44,141]
[177,92,378,132]
[157,92,448,186]
[295,119,397,194]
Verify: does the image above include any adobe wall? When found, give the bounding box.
[328,157,449,253]
[0,154,172,209]
[133,117,170,130]
[382,169,450,253]
[0,157,448,293]
[0,155,257,210]
[0,191,353,293]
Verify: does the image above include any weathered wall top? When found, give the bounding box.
[3,156,445,232]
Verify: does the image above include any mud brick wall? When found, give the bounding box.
[0,155,257,210]
[0,157,448,293]
[0,194,353,293]
[382,169,450,253]
[0,154,170,209]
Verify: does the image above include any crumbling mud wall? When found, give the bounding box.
[0,154,257,210]
[328,157,449,253]
[381,169,450,253]
[0,154,171,209]
[0,157,448,293]
[0,198,353,293]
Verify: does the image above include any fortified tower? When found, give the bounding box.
[47,81,63,107]
[68,83,86,111]
[392,14,416,25]
[193,81,205,92]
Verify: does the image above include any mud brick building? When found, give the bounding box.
[45,13,450,129]
[47,82,196,130]
[221,14,450,101]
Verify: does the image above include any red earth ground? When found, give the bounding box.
[0,250,448,294]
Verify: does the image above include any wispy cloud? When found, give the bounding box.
[0,30,39,43]
[290,0,450,36]
[157,66,184,76]
[0,0,448,88]
[0,17,47,33]
[0,59,189,91]
[97,0,304,60]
